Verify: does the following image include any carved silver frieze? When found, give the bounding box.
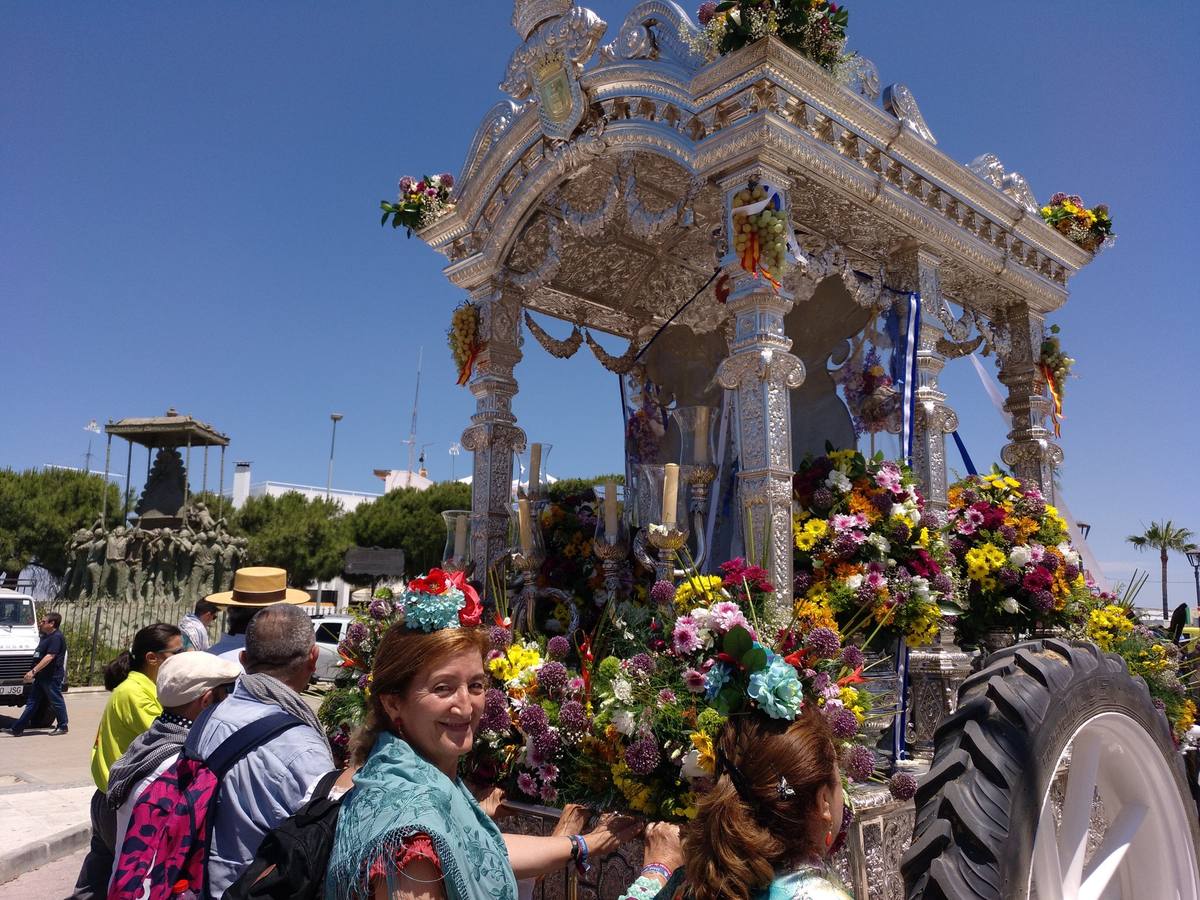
[882,83,936,144]
[968,153,1039,214]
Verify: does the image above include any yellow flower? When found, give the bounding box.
[805,518,829,538]
[674,574,724,612]
[918,527,930,548]
[690,731,716,774]
[839,686,866,723]
[487,642,543,683]
[795,530,818,552]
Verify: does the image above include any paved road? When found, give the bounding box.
[0,847,84,898]
[0,688,108,784]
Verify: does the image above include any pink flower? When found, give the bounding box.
[398,176,415,194]
[517,772,537,796]
[875,463,903,494]
[539,784,559,804]
[831,514,858,532]
[1029,543,1046,563]
[539,764,560,782]
[672,616,705,655]
[658,688,677,705]
[439,172,454,188]
[697,1,718,25]
[683,668,707,693]
[566,676,585,695]
[709,601,751,634]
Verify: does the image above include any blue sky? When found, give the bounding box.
[3,2,1198,604]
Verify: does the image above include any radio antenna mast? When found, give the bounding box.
[400,348,423,488]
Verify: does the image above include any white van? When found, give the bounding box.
[0,589,41,709]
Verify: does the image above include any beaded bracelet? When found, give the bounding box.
[641,863,674,882]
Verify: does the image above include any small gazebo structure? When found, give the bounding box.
[102,408,230,525]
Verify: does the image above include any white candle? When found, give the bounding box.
[517,499,533,554]
[454,513,468,560]
[528,443,542,495]
[603,479,619,537]
[662,464,679,527]
[695,407,711,464]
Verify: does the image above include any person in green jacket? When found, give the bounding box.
[71,622,182,899]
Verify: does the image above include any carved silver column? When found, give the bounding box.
[904,629,972,761]
[460,280,527,590]
[999,302,1062,500]
[714,167,804,624]
[912,325,956,511]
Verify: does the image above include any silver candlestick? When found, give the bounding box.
[646,524,688,584]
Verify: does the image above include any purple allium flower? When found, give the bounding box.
[1063,564,1079,581]
[997,567,1021,587]
[832,532,859,559]
[812,487,835,510]
[439,172,454,189]
[841,644,865,671]
[933,573,954,596]
[546,635,571,660]
[845,744,877,781]
[517,772,538,796]
[856,583,877,605]
[518,704,550,736]
[697,1,718,25]
[346,622,368,646]
[812,672,832,694]
[998,525,1017,544]
[920,510,943,530]
[658,688,677,705]
[948,536,968,556]
[1041,552,1059,573]
[683,668,707,693]
[368,599,391,620]
[534,729,561,760]
[1025,497,1046,517]
[357,674,369,690]
[650,580,676,606]
[398,176,415,194]
[558,699,588,732]
[888,772,918,801]
[804,627,841,660]
[1035,590,1055,612]
[625,737,662,775]
[828,707,859,740]
[490,625,513,650]
[794,571,814,595]
[627,653,656,678]
[537,661,568,694]
[480,689,511,732]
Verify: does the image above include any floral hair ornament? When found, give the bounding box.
[400,567,484,631]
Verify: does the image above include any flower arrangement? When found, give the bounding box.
[692,1,850,72]
[1039,192,1114,252]
[1038,324,1073,437]
[578,555,891,822]
[943,470,1090,646]
[792,449,953,648]
[448,302,484,386]
[832,347,899,436]
[1081,602,1196,741]
[380,172,455,236]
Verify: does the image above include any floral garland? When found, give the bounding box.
[381,172,454,237]
[1039,192,1114,252]
[832,347,899,436]
[943,470,1091,646]
[1038,324,1073,437]
[1080,602,1196,741]
[692,1,850,72]
[793,450,953,648]
[449,302,485,386]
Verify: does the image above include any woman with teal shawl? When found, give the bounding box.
[326,608,640,900]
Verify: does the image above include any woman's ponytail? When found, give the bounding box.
[103,651,133,691]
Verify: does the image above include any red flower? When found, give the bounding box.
[423,568,450,595]
[445,570,483,627]
[837,665,865,687]
[783,649,807,670]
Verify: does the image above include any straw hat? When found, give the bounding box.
[205,566,311,607]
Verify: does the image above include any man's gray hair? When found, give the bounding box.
[244,604,315,677]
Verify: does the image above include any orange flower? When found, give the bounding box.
[834,562,864,579]
[848,491,882,524]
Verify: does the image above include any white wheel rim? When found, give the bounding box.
[1029,711,1200,900]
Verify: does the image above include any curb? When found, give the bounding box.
[0,821,90,885]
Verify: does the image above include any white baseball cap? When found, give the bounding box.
[156,652,241,707]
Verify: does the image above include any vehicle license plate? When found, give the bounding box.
[0,684,24,695]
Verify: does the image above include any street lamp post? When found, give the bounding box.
[449,442,461,481]
[326,413,343,501]
[1187,547,1200,612]
[84,419,101,473]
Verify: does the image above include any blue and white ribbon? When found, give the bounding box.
[899,292,921,463]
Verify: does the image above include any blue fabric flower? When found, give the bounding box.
[704,662,732,700]
[403,587,464,632]
[747,657,804,720]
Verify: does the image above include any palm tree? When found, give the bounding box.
[1126,520,1196,619]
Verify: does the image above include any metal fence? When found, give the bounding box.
[47,596,216,687]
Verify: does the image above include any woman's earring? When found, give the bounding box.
[824,830,833,849]
[392,716,405,736]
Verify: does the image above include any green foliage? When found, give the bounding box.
[0,468,121,577]
[1126,520,1196,618]
[546,474,623,503]
[347,481,471,576]
[231,491,352,587]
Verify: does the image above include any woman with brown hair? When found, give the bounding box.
[626,706,851,900]
[325,575,640,900]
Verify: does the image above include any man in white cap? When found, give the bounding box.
[104,651,242,875]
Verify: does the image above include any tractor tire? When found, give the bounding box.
[901,638,1200,899]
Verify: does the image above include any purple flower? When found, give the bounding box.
[518,704,550,736]
[794,571,814,595]
[625,737,662,775]
[658,688,677,705]
[672,617,704,656]
[627,653,656,678]
[368,599,391,620]
[812,672,831,694]
[439,172,454,189]
[697,1,718,25]
[534,730,561,760]
[933,573,954,596]
[1035,590,1055,612]
[566,676,585,695]
[547,635,571,660]
[558,700,588,732]
[845,744,877,781]
[539,784,559,804]
[346,622,367,646]
[490,625,513,650]
[812,487,834,510]
[842,644,866,670]
[331,727,350,749]
[804,627,841,660]
[539,764,559,782]
[480,689,511,732]
[1041,552,1059,573]
[1063,564,1079,581]
[683,668,707,693]
[888,772,918,801]
[357,674,369,690]
[650,580,676,606]
[997,567,1020,587]
[998,524,1017,543]
[537,661,568,695]
[827,707,859,739]
[398,176,415,194]
[517,772,538,797]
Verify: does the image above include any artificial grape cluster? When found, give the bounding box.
[732,184,789,278]
[448,302,481,381]
[1039,324,1074,399]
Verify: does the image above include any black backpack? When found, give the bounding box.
[224,768,346,900]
